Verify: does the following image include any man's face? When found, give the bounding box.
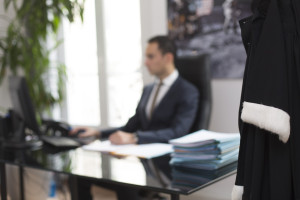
[144,42,168,77]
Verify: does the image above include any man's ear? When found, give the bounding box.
[164,52,174,63]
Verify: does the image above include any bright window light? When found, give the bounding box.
[63,0,100,126]
[103,0,143,127]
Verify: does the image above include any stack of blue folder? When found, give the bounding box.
[169,130,240,189]
[169,130,240,170]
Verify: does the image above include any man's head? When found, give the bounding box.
[145,36,177,80]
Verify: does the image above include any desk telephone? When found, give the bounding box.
[41,120,92,147]
[0,111,89,148]
[41,119,86,138]
[42,119,71,136]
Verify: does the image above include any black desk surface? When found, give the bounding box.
[0,143,237,196]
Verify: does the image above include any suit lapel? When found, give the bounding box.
[139,84,154,125]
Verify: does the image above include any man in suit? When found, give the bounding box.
[72,35,199,145]
[71,35,199,200]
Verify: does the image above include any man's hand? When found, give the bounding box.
[69,127,101,138]
[109,131,137,145]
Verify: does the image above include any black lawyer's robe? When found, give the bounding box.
[233,0,300,199]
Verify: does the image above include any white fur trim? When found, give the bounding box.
[231,185,244,200]
[241,102,290,143]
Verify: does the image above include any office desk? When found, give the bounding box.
[0,144,236,200]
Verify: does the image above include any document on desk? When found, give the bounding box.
[82,140,173,159]
[169,129,240,147]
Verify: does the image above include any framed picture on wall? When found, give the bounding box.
[168,0,252,79]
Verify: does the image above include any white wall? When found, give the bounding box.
[210,80,242,132]
[140,0,243,133]
[0,76,11,110]
[140,0,168,85]
[0,0,13,111]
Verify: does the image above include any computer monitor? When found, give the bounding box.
[7,76,42,148]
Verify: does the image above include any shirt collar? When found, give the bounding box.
[155,69,179,86]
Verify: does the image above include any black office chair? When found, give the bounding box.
[175,53,212,132]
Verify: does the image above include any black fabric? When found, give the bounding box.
[251,0,270,15]
[236,0,300,199]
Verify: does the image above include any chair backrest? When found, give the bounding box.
[175,53,212,132]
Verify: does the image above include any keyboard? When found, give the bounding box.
[41,135,96,148]
[41,136,81,148]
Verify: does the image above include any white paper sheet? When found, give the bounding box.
[82,140,173,159]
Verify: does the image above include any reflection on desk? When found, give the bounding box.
[0,145,236,196]
[171,161,238,192]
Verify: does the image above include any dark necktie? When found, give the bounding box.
[150,81,163,118]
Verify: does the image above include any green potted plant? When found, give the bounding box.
[0,0,84,116]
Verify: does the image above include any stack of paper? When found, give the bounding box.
[169,130,240,170]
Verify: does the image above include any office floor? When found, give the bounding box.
[45,174,235,200]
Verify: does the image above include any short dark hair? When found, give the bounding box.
[148,36,177,58]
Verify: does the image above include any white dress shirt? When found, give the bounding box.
[146,69,179,119]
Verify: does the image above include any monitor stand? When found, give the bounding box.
[2,116,42,149]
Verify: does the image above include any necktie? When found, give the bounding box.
[150,81,163,118]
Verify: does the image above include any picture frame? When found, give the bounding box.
[168,0,252,79]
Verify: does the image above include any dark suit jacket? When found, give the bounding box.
[101,76,199,144]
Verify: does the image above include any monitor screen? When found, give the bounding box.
[9,76,41,135]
